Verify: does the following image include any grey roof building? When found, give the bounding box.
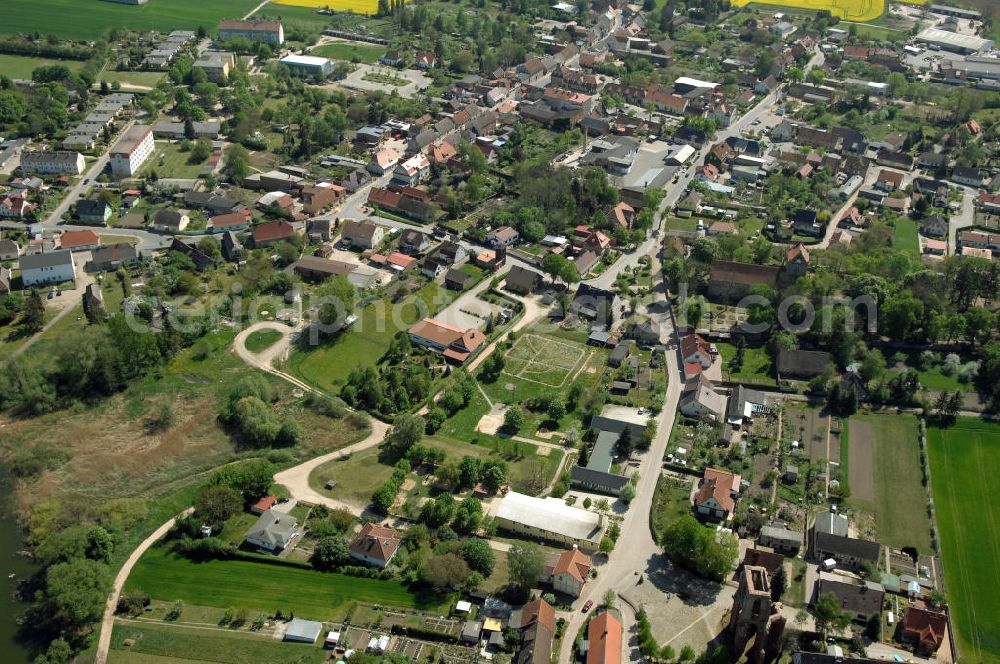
[244,509,298,552]
[283,618,323,643]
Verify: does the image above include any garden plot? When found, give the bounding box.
[502,334,587,388]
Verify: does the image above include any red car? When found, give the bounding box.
[582,600,593,613]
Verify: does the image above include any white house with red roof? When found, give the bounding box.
[693,467,741,520]
[680,332,713,369]
[349,523,402,568]
[408,318,486,364]
[546,547,592,597]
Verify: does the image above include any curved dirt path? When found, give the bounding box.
[273,418,390,514]
[96,324,388,663]
[94,507,194,664]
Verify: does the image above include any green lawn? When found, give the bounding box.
[1,0,261,39]
[97,70,167,88]
[244,329,282,353]
[288,281,457,388]
[852,413,932,554]
[716,341,776,386]
[307,445,394,506]
[126,547,448,620]
[893,218,920,257]
[661,217,698,232]
[310,42,386,63]
[140,141,211,180]
[111,621,326,664]
[649,475,693,543]
[0,53,84,79]
[309,428,564,502]
[928,418,1000,664]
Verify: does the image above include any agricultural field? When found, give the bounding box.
[126,547,448,620]
[111,621,325,664]
[0,54,84,79]
[846,413,932,553]
[2,0,261,40]
[737,0,885,22]
[310,41,386,63]
[927,418,1000,664]
[274,0,380,13]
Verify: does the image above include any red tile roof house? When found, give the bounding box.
[586,610,622,664]
[680,332,712,369]
[611,201,635,228]
[60,229,101,252]
[210,210,252,233]
[250,495,279,515]
[902,605,948,656]
[408,318,486,365]
[252,220,295,247]
[546,548,592,597]
[693,467,741,520]
[349,522,402,568]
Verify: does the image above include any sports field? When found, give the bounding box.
[126,547,448,620]
[274,0,380,13]
[2,0,260,40]
[736,0,884,22]
[928,418,1000,664]
[502,333,587,388]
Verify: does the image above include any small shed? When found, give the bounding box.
[461,620,483,644]
[783,465,799,484]
[455,600,473,614]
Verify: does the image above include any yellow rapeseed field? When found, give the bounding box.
[733,0,885,22]
[272,0,381,14]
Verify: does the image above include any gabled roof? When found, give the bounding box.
[519,598,556,631]
[349,522,401,564]
[816,578,883,617]
[586,611,622,664]
[252,220,295,244]
[903,606,948,651]
[679,332,710,359]
[552,548,592,583]
[786,243,810,263]
[814,531,880,564]
[709,260,780,287]
[60,229,100,249]
[342,218,382,242]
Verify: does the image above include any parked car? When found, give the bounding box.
[582,600,593,613]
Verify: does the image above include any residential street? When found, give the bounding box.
[557,296,682,664]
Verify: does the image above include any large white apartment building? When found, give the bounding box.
[20,151,86,175]
[109,125,154,178]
